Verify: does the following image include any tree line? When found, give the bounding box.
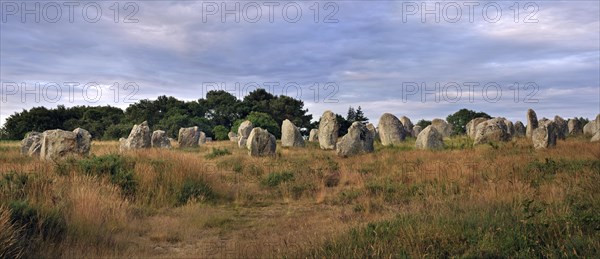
[0,89,315,140]
[2,91,591,141]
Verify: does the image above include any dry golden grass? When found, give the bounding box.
[0,136,599,257]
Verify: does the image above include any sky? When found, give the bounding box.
[1,0,599,127]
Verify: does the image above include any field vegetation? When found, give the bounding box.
[1,136,599,257]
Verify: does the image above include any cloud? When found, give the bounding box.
[1,0,598,128]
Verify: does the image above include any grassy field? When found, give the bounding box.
[1,136,599,258]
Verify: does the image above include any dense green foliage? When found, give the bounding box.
[446,108,491,135]
[416,119,432,129]
[1,89,313,140]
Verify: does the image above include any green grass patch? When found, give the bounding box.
[177,178,217,205]
[261,171,295,187]
[77,154,137,197]
[205,147,232,159]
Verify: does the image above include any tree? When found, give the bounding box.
[200,90,241,129]
[336,114,352,137]
[212,125,230,141]
[245,112,281,138]
[446,109,491,135]
[240,88,275,116]
[354,106,368,124]
[416,119,432,129]
[269,95,312,130]
[346,106,356,122]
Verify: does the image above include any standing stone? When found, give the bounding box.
[247,128,276,157]
[532,121,557,149]
[473,118,512,145]
[73,128,92,155]
[122,121,151,150]
[591,131,600,142]
[152,130,171,148]
[415,125,444,150]
[377,113,405,146]
[504,119,515,137]
[20,132,42,156]
[466,118,488,139]
[568,119,583,136]
[318,111,339,150]
[366,123,378,141]
[553,116,568,140]
[336,122,374,157]
[40,129,79,161]
[308,129,319,142]
[228,132,238,142]
[431,119,452,137]
[281,119,304,147]
[583,114,600,135]
[237,120,254,148]
[119,138,127,152]
[412,125,422,138]
[178,126,200,148]
[526,109,538,139]
[514,121,526,137]
[199,131,207,145]
[399,116,413,136]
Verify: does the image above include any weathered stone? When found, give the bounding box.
[20,132,41,156]
[281,119,304,147]
[591,131,600,142]
[504,119,515,137]
[237,120,254,148]
[318,110,339,150]
[119,138,127,152]
[377,113,405,146]
[308,129,319,142]
[122,121,151,150]
[514,121,526,137]
[553,116,568,140]
[40,129,79,161]
[366,123,378,141]
[431,118,452,137]
[247,128,276,157]
[399,116,413,136]
[412,125,422,137]
[568,119,583,136]
[178,126,200,148]
[73,128,92,155]
[415,125,444,150]
[198,131,206,145]
[532,121,557,149]
[228,132,238,142]
[473,118,512,145]
[583,114,600,135]
[336,122,374,157]
[152,130,171,148]
[526,109,538,139]
[466,117,488,139]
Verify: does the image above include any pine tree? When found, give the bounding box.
[346,106,356,122]
[354,106,368,124]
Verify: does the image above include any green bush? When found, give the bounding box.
[212,125,230,141]
[78,154,137,197]
[205,148,231,159]
[177,179,216,205]
[262,171,295,187]
[8,200,66,241]
[0,172,32,200]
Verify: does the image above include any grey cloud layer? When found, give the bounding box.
[1,1,598,126]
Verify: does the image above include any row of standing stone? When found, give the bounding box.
[20,110,600,160]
